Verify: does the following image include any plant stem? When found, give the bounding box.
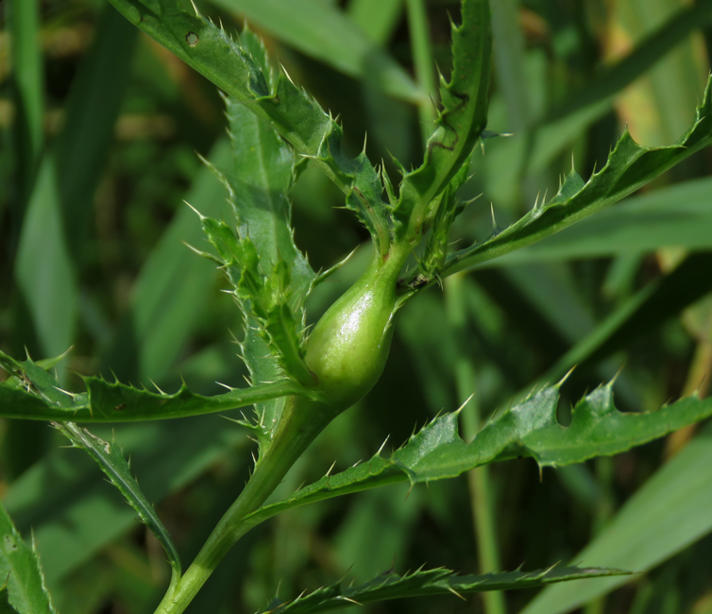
[405,0,436,144]
[153,395,334,614]
[445,274,505,614]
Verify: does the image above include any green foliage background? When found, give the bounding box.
[1,0,712,613]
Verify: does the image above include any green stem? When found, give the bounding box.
[153,395,335,614]
[405,0,436,144]
[401,0,438,248]
[445,274,505,614]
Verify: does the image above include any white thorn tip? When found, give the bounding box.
[376,435,390,456]
[54,386,77,398]
[150,379,166,395]
[455,393,474,414]
[183,200,205,219]
[280,63,296,86]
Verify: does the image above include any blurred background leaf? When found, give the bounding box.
[1,1,712,613]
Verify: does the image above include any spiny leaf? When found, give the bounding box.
[53,422,181,586]
[107,0,393,253]
[489,177,712,264]
[198,215,314,388]
[257,565,627,613]
[395,0,491,236]
[216,92,315,389]
[416,159,472,285]
[243,385,712,528]
[443,74,712,276]
[0,503,56,614]
[0,349,312,422]
[207,0,423,103]
[221,68,314,303]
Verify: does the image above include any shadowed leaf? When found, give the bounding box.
[257,565,628,613]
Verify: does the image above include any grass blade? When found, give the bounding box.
[54,6,137,253]
[527,1,712,172]
[14,158,78,358]
[347,0,403,45]
[539,252,712,383]
[521,424,712,614]
[102,139,231,381]
[13,5,137,359]
[8,0,44,207]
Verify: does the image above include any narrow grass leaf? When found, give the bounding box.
[347,0,403,45]
[257,565,627,613]
[540,252,712,383]
[54,6,137,253]
[527,1,712,172]
[444,75,712,275]
[102,139,231,381]
[521,424,712,614]
[52,422,181,585]
[14,158,78,358]
[0,503,56,614]
[8,0,44,205]
[0,349,310,422]
[14,5,136,360]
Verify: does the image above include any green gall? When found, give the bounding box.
[305,254,403,411]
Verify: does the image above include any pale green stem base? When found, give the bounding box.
[153,395,334,614]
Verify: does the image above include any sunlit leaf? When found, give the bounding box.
[243,385,712,528]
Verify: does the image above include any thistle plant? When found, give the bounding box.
[2,1,712,613]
